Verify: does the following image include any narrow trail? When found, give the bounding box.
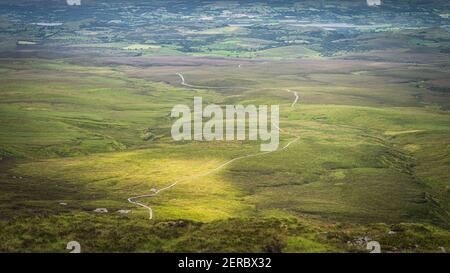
[128,73,300,222]
[287,89,299,108]
[177,72,299,106]
[176,72,249,90]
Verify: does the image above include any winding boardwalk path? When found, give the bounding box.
[128,73,300,222]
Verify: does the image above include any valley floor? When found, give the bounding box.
[0,55,449,252]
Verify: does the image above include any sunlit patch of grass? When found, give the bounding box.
[0,57,449,252]
[284,235,340,253]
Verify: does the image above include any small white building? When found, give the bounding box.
[367,0,382,7]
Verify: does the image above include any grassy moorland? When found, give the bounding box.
[0,0,449,253]
[0,54,449,253]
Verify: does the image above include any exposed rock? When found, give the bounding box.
[93,208,108,213]
[347,236,372,246]
[175,220,186,227]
